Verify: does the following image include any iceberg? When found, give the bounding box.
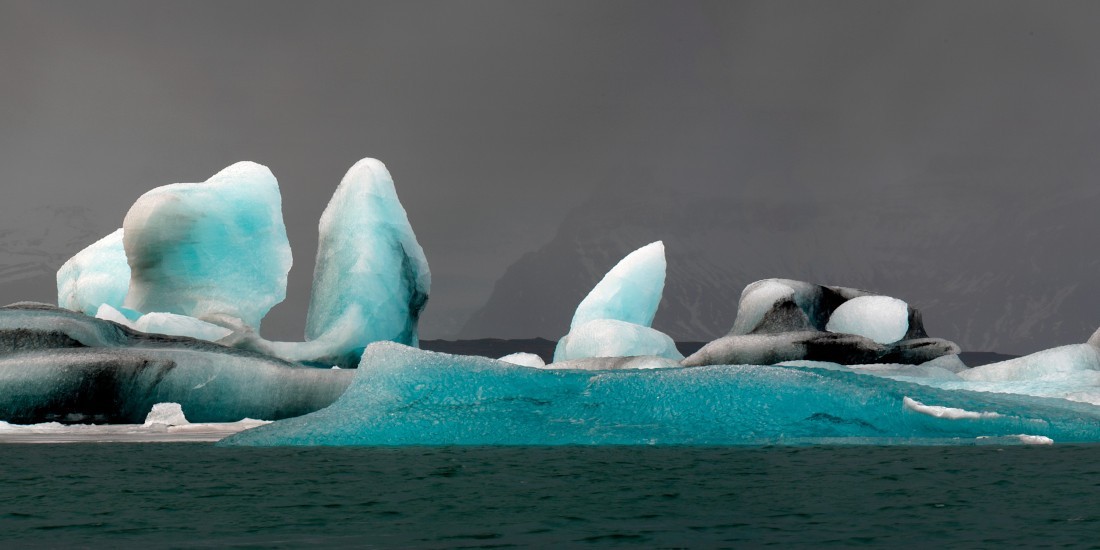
[570,241,665,329]
[826,295,910,344]
[55,159,430,368]
[553,242,678,362]
[687,278,958,366]
[498,352,546,368]
[0,402,270,443]
[304,158,430,349]
[221,343,1100,446]
[553,319,684,362]
[547,355,683,371]
[56,229,129,316]
[0,303,352,423]
[937,343,1100,406]
[122,161,293,331]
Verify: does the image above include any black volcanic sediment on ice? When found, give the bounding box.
[463,186,1100,355]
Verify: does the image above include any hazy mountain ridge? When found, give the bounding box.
[461,186,1098,355]
[0,206,110,304]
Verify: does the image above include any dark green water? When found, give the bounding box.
[1,444,1098,548]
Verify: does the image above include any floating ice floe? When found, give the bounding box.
[0,402,269,443]
[551,242,680,363]
[0,303,352,424]
[221,342,1100,446]
[55,158,430,369]
[122,161,293,331]
[684,278,959,367]
[498,352,546,368]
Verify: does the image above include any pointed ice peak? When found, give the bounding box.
[305,158,430,348]
[570,241,666,329]
[122,161,293,330]
[1089,327,1100,349]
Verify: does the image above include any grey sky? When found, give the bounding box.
[1,1,1098,344]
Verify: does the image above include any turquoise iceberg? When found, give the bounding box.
[221,343,1100,446]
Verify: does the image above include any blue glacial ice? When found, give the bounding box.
[570,241,665,329]
[56,229,129,316]
[826,295,910,344]
[552,241,678,362]
[122,161,293,331]
[221,342,1100,446]
[554,319,684,362]
[304,158,430,349]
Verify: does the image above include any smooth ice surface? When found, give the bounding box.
[936,344,1100,406]
[94,305,232,342]
[0,304,353,423]
[545,355,683,371]
[790,344,1100,408]
[902,397,1003,420]
[95,304,137,327]
[56,229,129,316]
[122,162,293,330]
[222,343,1100,446]
[498,353,545,368]
[731,279,817,335]
[134,312,233,341]
[570,241,665,329]
[826,295,910,344]
[918,354,970,374]
[305,159,430,350]
[554,319,683,362]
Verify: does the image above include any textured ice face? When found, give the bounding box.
[221,343,1100,446]
[122,162,293,330]
[826,295,910,344]
[570,241,665,329]
[498,352,546,368]
[56,229,129,316]
[553,319,684,362]
[305,158,430,349]
[143,402,189,426]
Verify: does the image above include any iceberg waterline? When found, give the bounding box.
[222,343,1100,446]
[8,157,1099,446]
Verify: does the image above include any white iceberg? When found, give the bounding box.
[826,295,910,344]
[570,241,665,329]
[498,352,546,368]
[554,319,683,362]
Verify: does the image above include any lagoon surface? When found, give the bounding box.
[1,444,1098,548]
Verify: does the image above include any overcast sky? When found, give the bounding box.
[1,1,1098,342]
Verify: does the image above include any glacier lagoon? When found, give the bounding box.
[1,158,1098,447]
